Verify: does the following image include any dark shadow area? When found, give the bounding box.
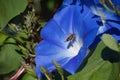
[51,70,70,80]
[40,0,63,21]
[101,47,120,63]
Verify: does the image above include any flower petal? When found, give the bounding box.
[97,25,110,35]
[83,27,99,47]
[36,40,73,57]
[53,5,79,35]
[63,0,74,5]
[63,47,87,74]
[73,6,99,46]
[107,20,120,30]
[41,19,67,48]
[92,7,120,22]
[35,40,75,77]
[63,0,81,5]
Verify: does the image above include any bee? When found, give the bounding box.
[66,34,75,42]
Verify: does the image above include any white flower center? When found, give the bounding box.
[67,37,83,57]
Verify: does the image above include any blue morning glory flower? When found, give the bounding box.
[83,0,120,31]
[82,0,120,42]
[35,0,99,78]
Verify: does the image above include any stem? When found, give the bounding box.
[99,0,114,13]
[61,75,64,80]
[107,0,120,16]
[44,73,51,80]
[107,0,114,8]
[10,66,25,80]
[99,0,120,16]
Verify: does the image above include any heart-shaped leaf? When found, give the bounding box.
[0,0,27,30]
[102,34,119,52]
[0,38,23,74]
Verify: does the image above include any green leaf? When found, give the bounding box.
[0,38,23,74]
[117,77,120,80]
[68,42,120,80]
[40,22,47,27]
[0,33,8,45]
[20,73,37,80]
[102,34,119,52]
[47,0,55,10]
[0,0,27,30]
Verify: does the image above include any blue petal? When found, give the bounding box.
[97,22,120,35]
[96,8,120,22]
[63,0,81,5]
[63,47,87,74]
[97,24,111,35]
[41,5,83,48]
[53,6,75,35]
[36,65,43,78]
[107,20,120,30]
[41,3,100,47]
[36,40,70,56]
[111,0,120,10]
[82,0,96,7]
[73,6,99,46]
[35,40,74,78]
[41,19,67,48]
[89,5,120,21]
[83,0,120,33]
[83,0,120,22]
[112,35,120,42]
[83,27,99,47]
[63,0,74,5]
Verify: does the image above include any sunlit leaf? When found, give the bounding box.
[0,0,27,30]
[102,34,119,52]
